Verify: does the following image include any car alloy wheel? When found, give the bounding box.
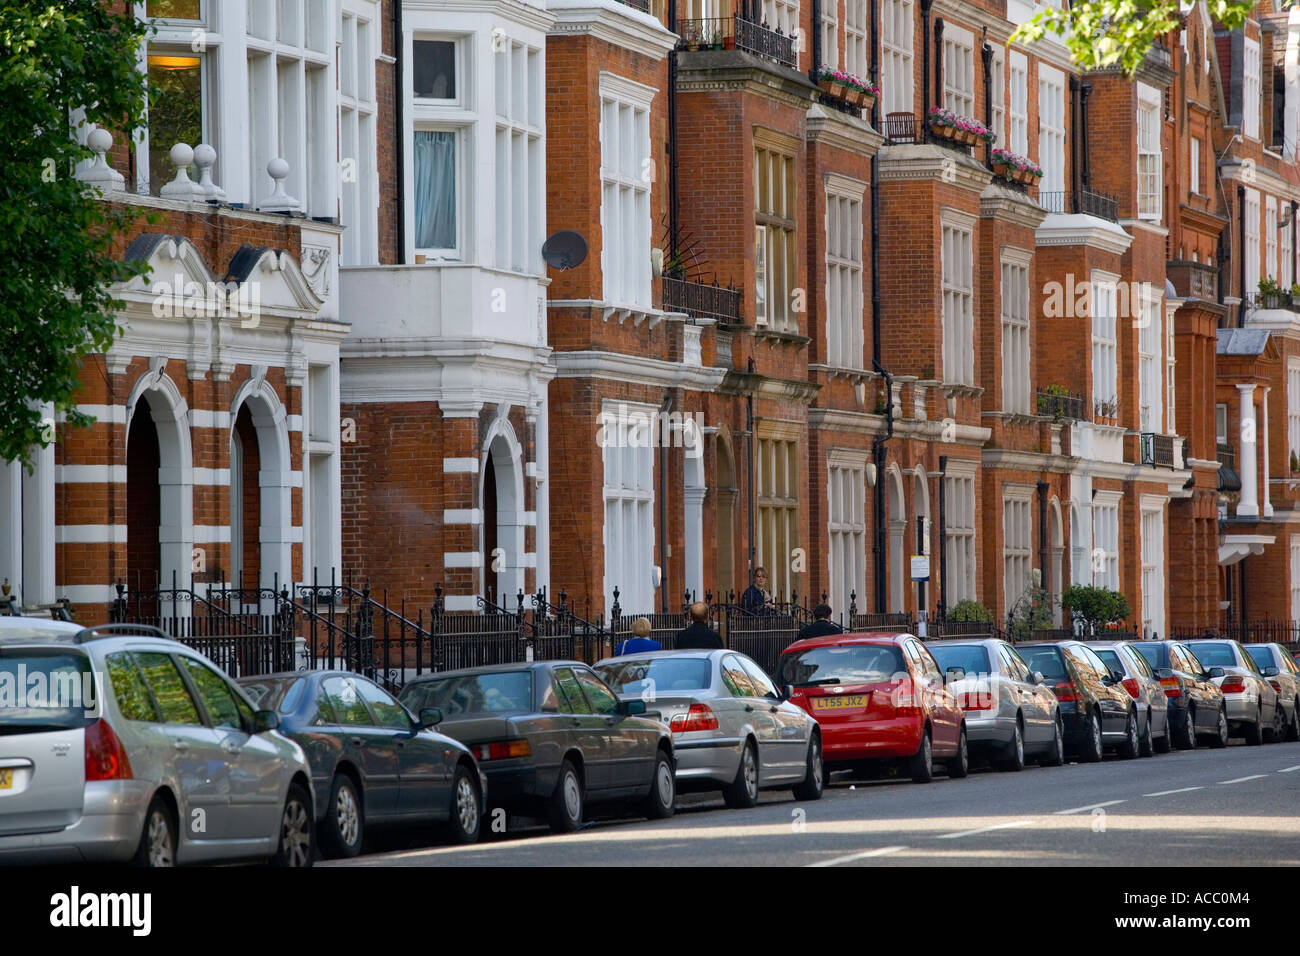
[947,727,969,779]
[325,776,362,857]
[548,760,585,833]
[999,720,1024,771]
[274,786,314,867]
[1120,711,1139,758]
[141,803,175,868]
[1181,707,1197,750]
[742,745,758,800]
[1042,716,1065,767]
[1082,711,1103,763]
[1289,701,1300,742]
[793,733,824,801]
[909,730,934,783]
[642,749,676,819]
[1138,710,1154,758]
[1209,707,1229,749]
[454,769,480,837]
[1244,706,1264,746]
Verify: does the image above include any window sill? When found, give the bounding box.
[753,326,810,347]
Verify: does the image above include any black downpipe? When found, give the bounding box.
[1080,83,1092,190]
[1239,183,1247,327]
[1069,76,1080,205]
[668,0,679,261]
[869,0,892,615]
[921,0,933,130]
[394,0,405,265]
[1037,480,1050,609]
[811,0,821,78]
[934,19,944,116]
[981,33,992,167]
[659,392,672,612]
[1292,201,1297,287]
[747,377,756,597]
[937,456,948,620]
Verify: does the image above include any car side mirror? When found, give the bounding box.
[1027,671,1042,685]
[253,709,280,733]
[619,699,647,716]
[1262,665,1280,678]
[780,684,794,701]
[418,707,443,728]
[1206,667,1226,680]
[1100,674,1115,686]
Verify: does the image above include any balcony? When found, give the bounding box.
[1036,388,1088,422]
[1147,42,1172,70]
[1218,442,1241,492]
[1166,260,1218,301]
[617,0,650,9]
[1140,432,1177,468]
[884,111,918,145]
[662,275,744,325]
[676,15,796,69]
[1038,188,1120,223]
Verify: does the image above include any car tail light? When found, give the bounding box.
[84,720,132,781]
[1219,677,1247,695]
[475,739,532,761]
[1269,679,1284,694]
[1121,677,1140,699]
[1053,681,1081,703]
[895,680,921,717]
[669,704,719,734]
[959,691,995,711]
[1160,677,1181,698]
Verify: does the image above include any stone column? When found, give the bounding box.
[1238,384,1259,517]
[1262,386,1273,516]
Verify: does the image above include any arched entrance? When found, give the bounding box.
[127,402,161,592]
[229,380,291,593]
[481,425,523,606]
[125,373,192,598]
[684,444,706,603]
[888,465,906,613]
[1049,498,1064,625]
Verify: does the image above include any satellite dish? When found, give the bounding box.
[542,230,588,271]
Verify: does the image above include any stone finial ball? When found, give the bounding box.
[169,142,194,167]
[267,157,290,180]
[193,143,216,167]
[87,127,113,153]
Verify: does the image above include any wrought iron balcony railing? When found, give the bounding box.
[1038,188,1120,222]
[676,15,796,69]
[662,275,744,325]
[1140,432,1176,468]
[884,111,918,145]
[616,0,650,10]
[1036,388,1087,422]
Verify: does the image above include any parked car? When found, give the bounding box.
[926,639,1064,770]
[778,633,968,784]
[593,649,824,807]
[0,619,315,866]
[1242,643,1300,742]
[1185,639,1284,745]
[1016,641,1140,761]
[1128,641,1228,749]
[1085,641,1172,756]
[398,662,675,833]
[238,670,486,856]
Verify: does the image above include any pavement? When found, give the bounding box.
[325,739,1300,867]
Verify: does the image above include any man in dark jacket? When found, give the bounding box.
[797,604,843,640]
[674,602,723,649]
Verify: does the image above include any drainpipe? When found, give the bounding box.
[1239,183,1247,327]
[921,0,933,131]
[1080,82,1092,191]
[668,0,679,261]
[937,455,948,620]
[659,392,672,612]
[1037,479,1050,609]
[394,0,405,265]
[1069,76,1080,208]
[870,0,892,615]
[981,31,992,168]
[811,0,821,79]
[934,18,945,118]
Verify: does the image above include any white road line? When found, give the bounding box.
[807,846,907,867]
[1053,800,1126,815]
[1279,765,1300,773]
[937,821,1032,840]
[1218,774,1266,785]
[1143,787,1203,797]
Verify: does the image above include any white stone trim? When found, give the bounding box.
[521,552,537,568]
[445,552,483,568]
[444,508,483,525]
[193,468,232,486]
[550,350,727,391]
[547,0,677,59]
[1036,213,1134,255]
[193,526,233,543]
[1002,482,1036,502]
[54,525,127,544]
[56,465,127,484]
[444,458,480,474]
[827,447,869,469]
[443,595,480,612]
[188,409,232,429]
[286,414,304,433]
[598,71,658,108]
[61,585,120,605]
[70,405,126,425]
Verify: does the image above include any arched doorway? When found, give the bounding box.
[1049,498,1064,625]
[715,429,737,601]
[125,375,192,601]
[684,442,706,603]
[127,402,162,593]
[229,381,291,594]
[888,465,906,613]
[481,427,523,607]
[230,404,261,589]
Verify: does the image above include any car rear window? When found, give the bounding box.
[1186,642,1236,668]
[594,657,712,695]
[927,644,990,677]
[240,677,306,714]
[1093,648,1124,676]
[402,671,533,716]
[1018,646,1068,683]
[0,648,97,733]
[778,644,905,687]
[1244,646,1273,672]
[1131,643,1163,670]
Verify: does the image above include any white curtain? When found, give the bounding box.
[414,130,456,250]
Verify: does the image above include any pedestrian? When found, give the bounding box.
[797,603,843,640]
[740,567,773,614]
[615,617,661,655]
[673,601,723,649]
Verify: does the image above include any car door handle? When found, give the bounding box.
[172,740,189,752]
[571,719,582,727]
[744,705,754,712]
[350,737,364,747]
[221,740,241,755]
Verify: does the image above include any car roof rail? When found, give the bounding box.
[74,623,174,644]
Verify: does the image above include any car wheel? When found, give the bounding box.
[642,748,677,819]
[723,740,760,808]
[1080,710,1104,763]
[1288,700,1300,743]
[1117,710,1139,759]
[133,797,176,868]
[997,718,1025,772]
[1208,706,1229,749]
[1179,707,1198,750]
[444,763,482,844]
[547,759,585,833]
[320,774,363,859]
[271,783,314,867]
[1041,714,1065,767]
[947,726,969,779]
[792,733,825,801]
[1266,701,1287,744]
[908,729,934,784]
[1244,706,1264,746]
[1138,710,1154,758]
[1154,712,1172,754]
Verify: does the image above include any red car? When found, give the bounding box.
[778,633,968,783]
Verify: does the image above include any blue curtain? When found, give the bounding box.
[414,130,456,250]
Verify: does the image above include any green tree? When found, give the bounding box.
[1012,1,1253,77]
[0,2,151,466]
[1006,584,1056,642]
[1061,584,1131,636]
[948,599,993,623]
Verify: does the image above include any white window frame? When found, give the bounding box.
[1166,306,1176,437]
[821,0,838,70]
[1137,84,1162,220]
[942,211,975,386]
[142,47,211,197]
[412,126,465,260]
[1001,249,1031,414]
[1288,358,1300,467]
[881,0,913,116]
[1283,205,1294,289]
[1038,65,1066,195]
[496,42,544,275]
[1291,535,1300,623]
[762,0,800,52]
[339,9,379,266]
[1140,498,1166,639]
[943,464,977,605]
[599,73,655,308]
[1138,290,1162,433]
[1091,270,1119,414]
[825,175,866,369]
[943,24,975,118]
[1003,485,1034,610]
[1009,51,1028,157]
[757,433,800,602]
[1244,36,1261,142]
[755,143,798,333]
[1091,491,1121,592]
[991,48,1005,147]
[844,0,869,80]
[601,400,657,617]
[1245,187,1261,297]
[827,450,867,622]
[1190,134,1202,195]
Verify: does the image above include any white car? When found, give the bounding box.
[1184,639,1284,746]
[0,618,315,866]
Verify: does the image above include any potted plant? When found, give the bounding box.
[1259,276,1282,309]
[927,107,992,148]
[1037,383,1070,421]
[685,30,700,51]
[711,30,723,49]
[991,147,1042,185]
[1290,449,1299,473]
[816,68,878,108]
[723,33,735,49]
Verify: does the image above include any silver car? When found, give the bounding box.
[926,639,1065,770]
[593,650,824,808]
[0,619,315,866]
[1184,639,1283,745]
[1243,643,1300,741]
[1085,641,1172,756]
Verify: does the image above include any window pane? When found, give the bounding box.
[147,55,202,196]
[133,653,202,725]
[148,0,201,18]
[322,675,376,726]
[413,130,456,250]
[413,40,456,99]
[181,658,245,730]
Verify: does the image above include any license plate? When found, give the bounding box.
[812,695,867,711]
[0,769,11,790]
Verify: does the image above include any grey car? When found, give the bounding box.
[1185,639,1283,745]
[1085,641,1172,756]
[398,661,676,833]
[594,649,824,806]
[926,639,1065,770]
[0,619,314,866]
[1243,643,1300,741]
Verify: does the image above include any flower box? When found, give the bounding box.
[816,69,879,108]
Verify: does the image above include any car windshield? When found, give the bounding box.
[1018,647,1068,683]
[239,677,305,714]
[594,657,712,695]
[927,644,990,677]
[1244,646,1273,672]
[1132,643,1163,670]
[1186,642,1236,668]
[402,671,533,716]
[1093,648,1124,676]
[778,644,905,687]
[0,648,96,733]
